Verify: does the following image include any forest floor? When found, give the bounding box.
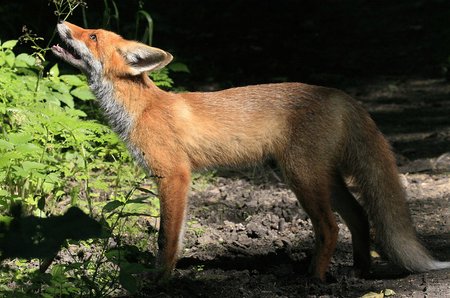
[140,77,450,298]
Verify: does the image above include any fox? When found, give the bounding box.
[52,21,450,282]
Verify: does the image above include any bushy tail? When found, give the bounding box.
[342,104,450,272]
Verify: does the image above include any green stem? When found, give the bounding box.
[57,122,93,215]
[80,143,93,216]
[82,5,88,28]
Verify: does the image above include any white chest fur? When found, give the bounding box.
[90,78,150,173]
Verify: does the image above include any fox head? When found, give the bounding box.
[51,21,173,78]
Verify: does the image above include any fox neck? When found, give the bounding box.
[88,72,165,142]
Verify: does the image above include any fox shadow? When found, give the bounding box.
[0,206,102,270]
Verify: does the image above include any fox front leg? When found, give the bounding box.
[154,166,191,280]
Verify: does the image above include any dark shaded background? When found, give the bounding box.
[1,0,450,90]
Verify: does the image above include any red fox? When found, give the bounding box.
[52,21,449,281]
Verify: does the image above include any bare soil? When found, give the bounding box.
[139,78,450,298]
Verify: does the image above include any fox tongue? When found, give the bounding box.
[52,44,65,53]
[51,44,80,60]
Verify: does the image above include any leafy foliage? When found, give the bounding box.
[0,39,131,215]
[0,35,166,295]
[0,0,191,294]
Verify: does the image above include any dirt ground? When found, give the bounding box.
[139,78,450,298]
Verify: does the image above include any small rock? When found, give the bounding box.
[278,218,286,231]
[273,239,284,248]
[281,238,292,247]
[223,220,234,228]
[246,221,266,238]
[196,233,213,245]
[208,188,221,195]
[399,174,409,188]
[237,234,252,247]
[235,223,246,231]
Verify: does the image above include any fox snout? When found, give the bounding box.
[52,22,172,78]
[51,22,101,75]
[56,22,72,40]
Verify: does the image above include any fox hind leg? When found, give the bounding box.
[331,175,371,276]
[283,164,339,281]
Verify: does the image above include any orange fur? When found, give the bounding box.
[52,22,450,282]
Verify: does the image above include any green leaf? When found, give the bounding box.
[122,203,153,216]
[103,200,124,213]
[119,271,138,294]
[361,292,384,298]
[60,74,85,87]
[38,196,46,211]
[45,95,62,106]
[0,139,14,151]
[15,67,38,77]
[55,190,65,198]
[58,92,75,108]
[150,68,173,88]
[2,40,18,50]
[0,152,23,167]
[11,165,28,178]
[51,264,66,276]
[71,85,95,101]
[50,80,71,94]
[21,161,47,171]
[105,249,121,264]
[5,51,15,67]
[15,143,41,155]
[64,107,87,117]
[136,187,158,196]
[136,10,154,45]
[15,53,36,67]
[169,62,190,73]
[384,289,396,296]
[49,64,60,77]
[8,132,33,144]
[0,215,13,228]
[0,189,10,197]
[120,262,146,274]
[90,179,109,191]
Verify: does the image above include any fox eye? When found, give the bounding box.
[89,34,97,41]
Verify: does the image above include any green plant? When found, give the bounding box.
[187,219,206,237]
[0,38,155,296]
[0,0,192,295]
[0,26,176,298]
[0,40,123,215]
[191,170,217,191]
[135,9,154,45]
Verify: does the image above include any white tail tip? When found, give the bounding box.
[431,261,450,270]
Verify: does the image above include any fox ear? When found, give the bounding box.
[121,44,173,75]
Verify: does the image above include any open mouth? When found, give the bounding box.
[51,42,81,60]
